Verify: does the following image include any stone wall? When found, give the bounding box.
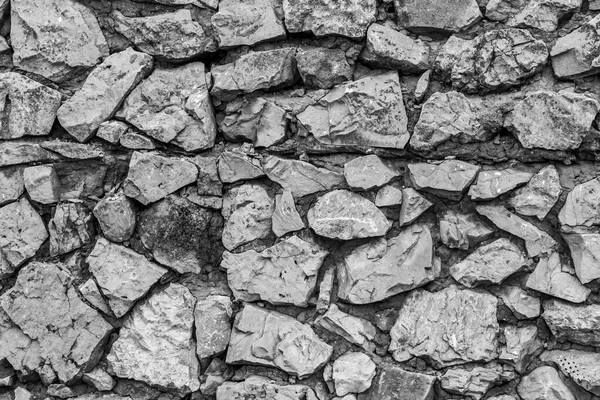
[1,0,600,399]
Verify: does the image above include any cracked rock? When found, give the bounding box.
[96,121,128,144]
[542,299,600,346]
[0,167,24,206]
[468,168,534,200]
[79,279,111,316]
[272,190,305,237]
[526,252,590,303]
[550,15,600,79]
[332,352,376,396]
[439,209,494,250]
[408,160,480,200]
[83,368,115,392]
[337,224,439,304]
[396,0,482,33]
[217,151,264,183]
[216,377,312,400]
[399,188,432,227]
[517,366,575,400]
[344,155,399,190]
[360,363,435,400]
[315,304,377,352]
[57,48,154,142]
[23,164,60,205]
[49,202,94,256]
[221,236,328,307]
[107,283,200,393]
[558,177,600,228]
[226,304,333,378]
[494,285,541,319]
[308,190,391,240]
[486,0,582,31]
[193,155,222,196]
[93,191,137,243]
[375,184,403,207]
[441,363,516,399]
[562,231,600,284]
[389,286,499,366]
[508,165,561,220]
[296,48,354,89]
[541,349,600,395]
[500,325,543,372]
[194,295,232,360]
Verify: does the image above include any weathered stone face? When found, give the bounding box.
[332,352,376,396]
[508,165,561,220]
[551,14,600,79]
[216,377,312,400]
[541,350,600,395]
[315,304,377,352]
[360,363,435,400]
[93,191,137,243]
[526,252,590,303]
[517,366,576,400]
[441,364,516,399]
[486,0,582,31]
[409,160,480,200]
[296,48,354,89]
[439,209,494,250]
[344,155,399,191]
[194,295,232,360]
[396,0,482,33]
[48,202,95,256]
[543,299,600,346]
[360,24,429,72]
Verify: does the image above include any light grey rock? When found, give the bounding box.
[297,71,410,149]
[0,262,112,383]
[396,0,482,33]
[500,325,543,373]
[439,209,494,250]
[227,304,333,378]
[49,202,94,256]
[559,177,600,228]
[0,142,61,167]
[119,132,155,150]
[217,151,264,183]
[508,165,561,220]
[562,231,600,284]
[57,48,154,142]
[333,352,376,396]
[96,121,128,144]
[79,279,111,315]
[11,0,108,82]
[476,203,557,257]
[389,286,499,366]
[123,152,197,206]
[317,267,335,313]
[211,48,297,101]
[221,236,328,306]
[272,190,305,237]
[398,188,432,227]
[117,62,216,152]
[337,224,439,304]
[193,155,222,196]
[296,48,354,89]
[216,377,312,400]
[468,168,534,200]
[551,15,600,79]
[47,383,87,398]
[517,366,575,400]
[23,164,60,204]
[0,73,62,139]
[526,252,590,303]
[83,367,115,391]
[505,90,600,150]
[375,184,403,207]
[222,183,274,250]
[486,0,582,31]
[282,0,376,38]
[307,190,391,240]
[194,295,232,360]
[450,238,526,288]
[541,349,600,395]
[112,9,216,61]
[211,0,286,48]
[494,285,541,319]
[359,363,435,400]
[408,160,480,200]
[344,155,399,190]
[360,23,429,72]
[315,304,377,352]
[414,70,431,102]
[0,198,48,278]
[93,191,137,243]
[0,306,44,381]
[40,141,104,160]
[543,299,600,346]
[0,167,24,206]
[441,363,516,399]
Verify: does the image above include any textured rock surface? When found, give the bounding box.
[486,0,582,31]
[541,349,600,395]
[359,363,435,400]
[396,0,482,33]
[0,167,24,206]
[441,364,516,399]
[500,325,543,372]
[344,155,399,190]
[399,188,432,226]
[332,352,376,396]
[315,304,377,352]
[360,24,429,72]
[23,164,60,204]
[508,165,561,220]
[542,299,600,345]
[439,209,494,250]
[194,295,232,359]
[526,252,590,303]
[216,377,311,400]
[517,366,575,400]
[494,285,541,319]
[93,191,137,243]
[409,160,480,200]
[562,231,600,284]
[550,15,600,78]
[468,168,534,200]
[558,177,600,228]
[272,190,305,236]
[296,48,354,89]
[48,202,94,256]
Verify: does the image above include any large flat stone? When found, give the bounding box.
[344,155,399,191]
[468,168,534,200]
[408,160,480,200]
[396,0,482,33]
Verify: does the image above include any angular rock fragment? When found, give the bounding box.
[0,167,24,206]
[216,377,312,400]
[87,238,167,318]
[57,48,154,142]
[360,24,429,72]
[0,306,44,380]
[389,287,499,366]
[138,195,221,274]
[317,268,335,313]
[542,299,600,345]
[441,363,516,399]
[508,165,561,220]
[344,155,398,190]
[117,62,216,152]
[40,142,104,161]
[222,183,274,250]
[96,121,128,144]
[263,156,345,198]
[83,368,115,391]
[517,366,575,400]
[211,49,297,101]
[499,325,543,372]
[49,202,94,256]
[408,160,480,200]
[541,349,600,395]
[486,0,582,32]
[439,209,494,250]
[551,15,600,79]
[468,168,534,200]
[0,262,112,383]
[194,295,232,359]
[476,204,556,257]
[562,231,600,284]
[227,304,333,378]
[119,132,155,150]
[79,279,111,315]
[112,10,216,61]
[396,0,482,33]
[11,0,108,82]
[494,285,541,319]
[308,190,391,240]
[399,188,432,227]
[375,184,403,207]
[360,363,435,400]
[217,151,264,184]
[93,191,137,243]
[297,72,410,149]
[333,352,376,396]
[282,0,376,38]
[193,155,222,196]
[0,73,62,139]
[211,0,286,48]
[337,224,438,304]
[315,304,377,352]
[107,283,200,393]
[450,238,527,288]
[414,70,431,102]
[23,165,60,204]
[296,48,354,89]
[221,236,328,306]
[526,252,590,303]
[123,152,197,205]
[505,90,599,150]
[0,143,62,167]
[558,177,600,228]
[272,190,305,237]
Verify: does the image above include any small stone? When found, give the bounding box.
[414,70,431,103]
[558,177,600,228]
[517,366,575,400]
[83,367,115,391]
[315,304,377,352]
[505,90,600,150]
[48,203,94,256]
[22,164,60,204]
[119,132,155,150]
[296,48,354,89]
[486,0,582,32]
[494,285,541,319]
[450,238,527,288]
[375,184,403,207]
[13,388,32,400]
[57,48,153,142]
[475,203,556,257]
[360,23,429,72]
[211,0,286,48]
[11,0,108,82]
[47,383,88,398]
[543,299,600,346]
[0,167,24,206]
[508,165,561,220]
[123,152,198,205]
[272,190,305,237]
[500,325,543,373]
[93,191,137,243]
[344,155,399,190]
[317,268,335,313]
[41,142,104,160]
[337,224,439,304]
[217,151,265,183]
[398,188,432,227]
[79,279,111,315]
[216,377,311,400]
[193,155,222,196]
[541,349,600,395]
[211,49,297,101]
[263,156,345,198]
[561,231,600,284]
[360,363,435,400]
[389,287,499,366]
[550,15,600,79]
[0,142,60,167]
[526,252,590,303]
[308,190,391,240]
[96,121,128,144]
[408,160,480,200]
[332,352,376,396]
[221,236,328,307]
[468,168,534,200]
[396,0,482,33]
[282,0,376,38]
[226,304,333,378]
[195,295,232,360]
[441,363,516,399]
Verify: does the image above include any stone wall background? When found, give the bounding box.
[1,0,600,399]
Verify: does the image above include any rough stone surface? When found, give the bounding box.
[558,177,600,228]
[23,164,60,204]
[93,191,137,243]
[216,377,311,400]
[526,252,590,303]
[0,167,24,206]
[541,349,600,395]
[408,160,480,200]
[48,202,94,256]
[486,0,582,31]
[439,209,494,250]
[468,168,534,200]
[96,121,128,144]
[517,366,575,400]
[562,231,600,284]
[542,299,600,346]
[332,352,376,396]
[83,368,115,392]
[396,0,482,33]
[441,364,516,399]
[550,15,600,79]
[494,285,541,319]
[344,155,399,190]
[217,151,264,183]
[375,184,403,207]
[296,48,354,89]
[194,295,232,360]
[0,142,59,167]
[360,24,429,72]
[315,304,377,352]
[500,325,543,372]
[79,279,111,316]
[508,165,561,220]
[359,363,435,400]
[398,188,432,227]
[272,190,305,236]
